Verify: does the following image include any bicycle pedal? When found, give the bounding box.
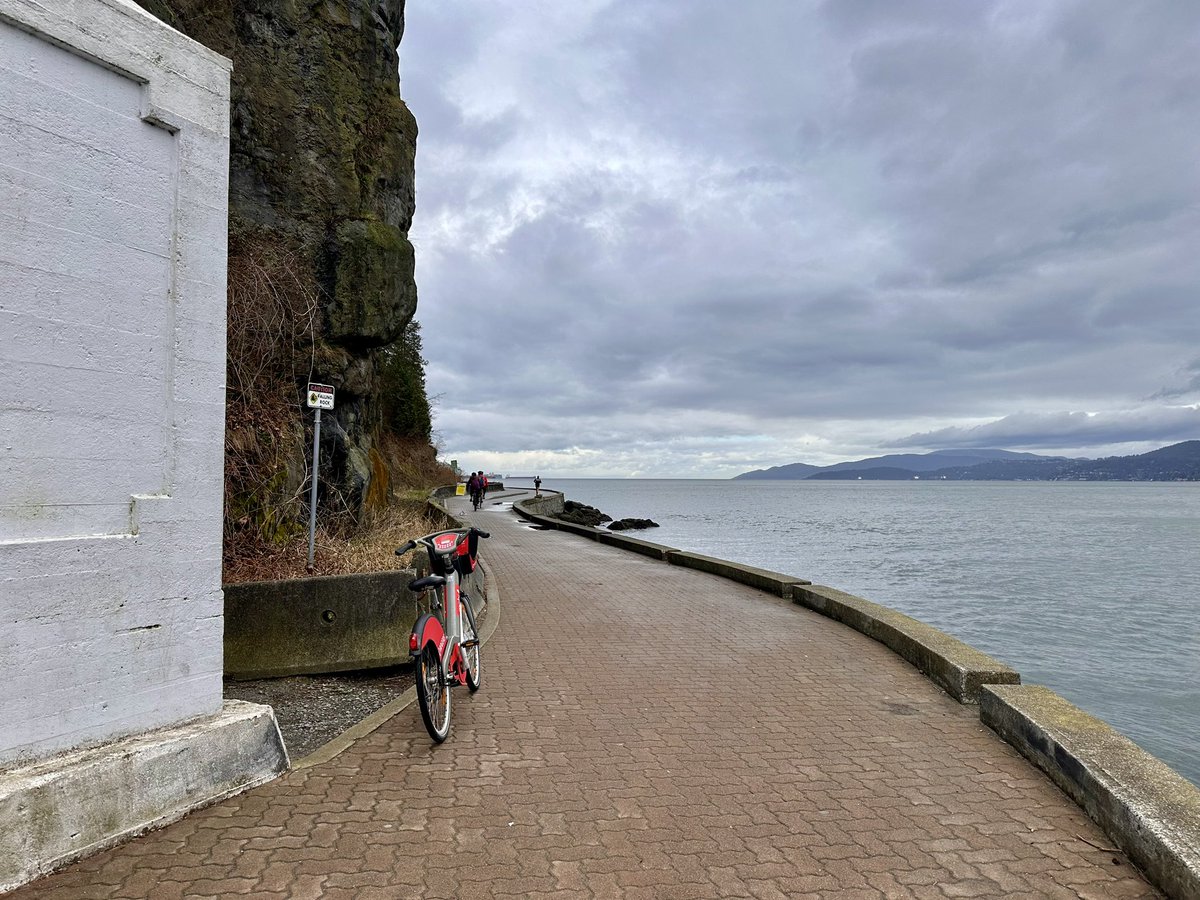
[461,639,479,649]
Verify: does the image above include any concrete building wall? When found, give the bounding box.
[0,0,233,766]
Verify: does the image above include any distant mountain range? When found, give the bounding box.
[734,441,1200,482]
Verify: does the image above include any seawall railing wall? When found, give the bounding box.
[511,492,1200,900]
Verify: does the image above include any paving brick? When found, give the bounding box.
[7,490,1164,899]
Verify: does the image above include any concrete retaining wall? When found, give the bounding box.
[223,550,487,680]
[515,492,566,518]
[216,485,499,685]
[667,550,812,599]
[224,572,422,679]
[596,531,676,560]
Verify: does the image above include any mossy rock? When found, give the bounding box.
[325,219,416,346]
[133,0,429,519]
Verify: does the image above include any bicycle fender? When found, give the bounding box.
[410,613,446,658]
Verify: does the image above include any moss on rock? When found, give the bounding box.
[326,220,416,346]
[132,0,429,523]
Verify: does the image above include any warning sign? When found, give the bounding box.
[307,383,335,410]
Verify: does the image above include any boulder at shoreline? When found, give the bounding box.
[555,500,613,528]
[553,500,659,531]
[608,518,660,531]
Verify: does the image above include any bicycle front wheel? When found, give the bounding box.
[416,643,451,742]
[462,594,481,692]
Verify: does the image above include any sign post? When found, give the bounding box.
[306,383,335,571]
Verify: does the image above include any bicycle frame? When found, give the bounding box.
[403,529,484,685]
[400,526,488,741]
[410,574,469,685]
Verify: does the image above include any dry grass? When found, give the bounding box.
[378,433,457,492]
[223,501,443,584]
[219,237,457,585]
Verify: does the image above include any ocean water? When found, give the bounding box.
[506,478,1200,787]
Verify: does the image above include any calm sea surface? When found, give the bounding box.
[505,478,1200,786]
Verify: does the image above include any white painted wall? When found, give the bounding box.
[0,0,232,766]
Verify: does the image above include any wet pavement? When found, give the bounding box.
[10,490,1157,898]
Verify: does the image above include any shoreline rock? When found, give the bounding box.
[552,501,659,531]
[554,500,612,528]
[608,518,660,531]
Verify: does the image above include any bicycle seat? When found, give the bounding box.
[408,575,446,592]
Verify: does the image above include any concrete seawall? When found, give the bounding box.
[512,491,1200,898]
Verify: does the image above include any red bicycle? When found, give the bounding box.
[397,527,489,742]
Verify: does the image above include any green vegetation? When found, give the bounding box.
[380,321,433,442]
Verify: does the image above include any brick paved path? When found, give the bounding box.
[12,490,1157,899]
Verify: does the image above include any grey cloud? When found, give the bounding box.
[402,1,1200,474]
[1150,359,1200,402]
[818,0,993,38]
[892,408,1200,451]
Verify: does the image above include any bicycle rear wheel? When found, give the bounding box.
[416,643,451,742]
[462,594,481,692]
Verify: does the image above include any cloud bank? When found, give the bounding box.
[401,0,1200,476]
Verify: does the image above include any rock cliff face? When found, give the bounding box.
[134,0,420,519]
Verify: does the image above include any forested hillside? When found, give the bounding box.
[741,442,1200,481]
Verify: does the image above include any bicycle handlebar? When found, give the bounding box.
[394,526,490,556]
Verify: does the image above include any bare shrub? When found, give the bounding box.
[220,237,455,585]
[378,432,457,496]
[222,501,443,584]
[225,235,319,416]
[223,237,319,570]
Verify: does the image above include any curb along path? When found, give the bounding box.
[11,491,1157,898]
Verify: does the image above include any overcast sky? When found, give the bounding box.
[400,0,1200,477]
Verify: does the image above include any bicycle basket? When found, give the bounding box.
[453,533,478,576]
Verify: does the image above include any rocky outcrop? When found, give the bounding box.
[554,501,613,529]
[134,0,419,514]
[551,503,660,531]
[608,518,660,531]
